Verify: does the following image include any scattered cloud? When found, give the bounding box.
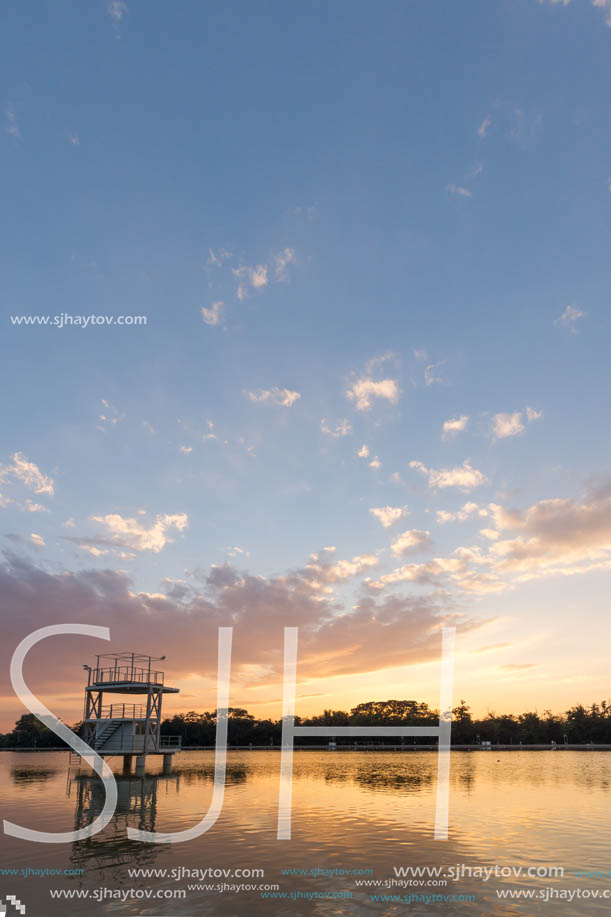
[306,549,379,583]
[540,0,611,27]
[369,505,409,528]
[207,248,232,268]
[436,502,489,524]
[492,412,525,440]
[447,184,472,198]
[108,0,128,19]
[68,133,80,146]
[70,511,189,555]
[201,301,224,326]
[233,264,268,300]
[320,418,352,438]
[526,406,543,422]
[372,482,611,595]
[346,377,399,411]
[245,387,301,407]
[97,399,125,432]
[5,104,21,141]
[492,406,542,440]
[477,115,492,138]
[24,500,49,513]
[273,248,297,281]
[390,529,432,556]
[593,0,611,27]
[485,485,611,578]
[424,361,446,386]
[357,444,370,458]
[480,527,500,541]
[232,249,298,300]
[555,304,586,332]
[30,533,45,548]
[179,445,192,454]
[369,456,382,470]
[107,0,128,36]
[410,460,487,491]
[442,415,470,440]
[0,453,54,496]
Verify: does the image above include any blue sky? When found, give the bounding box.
[1,0,611,724]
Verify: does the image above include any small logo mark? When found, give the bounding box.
[0,896,26,915]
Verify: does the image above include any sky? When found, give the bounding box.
[1,0,611,730]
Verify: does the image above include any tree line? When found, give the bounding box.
[3,699,611,748]
[159,700,611,746]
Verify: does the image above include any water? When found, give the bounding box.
[1,750,610,915]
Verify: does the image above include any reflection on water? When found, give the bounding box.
[11,767,56,784]
[68,764,252,872]
[2,750,611,915]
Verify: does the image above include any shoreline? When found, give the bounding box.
[3,743,611,752]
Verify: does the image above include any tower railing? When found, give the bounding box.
[88,665,165,686]
[89,703,150,720]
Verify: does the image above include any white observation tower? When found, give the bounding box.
[82,652,181,775]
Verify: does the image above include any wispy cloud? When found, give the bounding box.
[436,502,488,524]
[369,505,409,528]
[477,115,492,138]
[346,377,399,411]
[273,248,297,281]
[320,418,352,437]
[207,248,232,268]
[306,549,379,583]
[245,387,301,407]
[410,459,487,491]
[5,104,21,141]
[424,361,446,386]
[555,304,586,332]
[108,0,128,36]
[593,0,611,26]
[447,184,472,198]
[233,264,268,300]
[97,398,125,432]
[492,406,542,440]
[442,415,470,440]
[526,406,543,422]
[492,411,525,440]
[232,249,297,301]
[69,511,189,555]
[201,301,224,326]
[390,529,432,556]
[539,0,611,27]
[0,453,54,496]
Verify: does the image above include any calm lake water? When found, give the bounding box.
[1,750,611,915]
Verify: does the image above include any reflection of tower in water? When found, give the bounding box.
[68,772,180,871]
